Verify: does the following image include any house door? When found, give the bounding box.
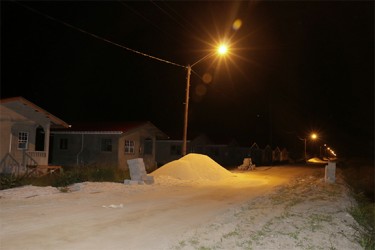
[35,126,45,151]
[143,138,152,155]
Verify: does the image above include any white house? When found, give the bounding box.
[0,97,69,176]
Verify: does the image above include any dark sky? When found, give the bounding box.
[1,1,374,158]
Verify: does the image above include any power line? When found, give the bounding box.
[118,0,183,46]
[12,1,186,69]
[150,1,193,35]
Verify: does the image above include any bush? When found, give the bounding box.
[0,174,22,190]
[52,170,86,187]
[1,165,130,189]
[340,158,375,249]
[51,165,130,187]
[349,194,375,250]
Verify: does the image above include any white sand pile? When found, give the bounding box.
[150,153,233,181]
[0,185,60,199]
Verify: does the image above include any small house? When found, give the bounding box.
[0,97,69,175]
[273,146,281,162]
[51,121,168,172]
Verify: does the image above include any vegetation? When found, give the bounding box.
[0,165,130,190]
[339,158,375,250]
[0,174,22,190]
[348,193,375,250]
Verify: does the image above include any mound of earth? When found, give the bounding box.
[307,157,328,164]
[151,153,233,181]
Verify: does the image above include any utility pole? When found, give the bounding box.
[182,65,191,156]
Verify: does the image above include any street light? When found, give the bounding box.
[311,133,317,140]
[182,44,228,155]
[300,133,318,162]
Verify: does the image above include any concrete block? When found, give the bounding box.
[124,179,140,185]
[142,175,155,185]
[325,161,336,183]
[127,158,147,181]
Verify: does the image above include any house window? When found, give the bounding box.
[101,139,112,152]
[170,145,181,155]
[18,132,29,150]
[59,138,68,150]
[125,140,135,154]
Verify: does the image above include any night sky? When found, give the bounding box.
[1,1,374,158]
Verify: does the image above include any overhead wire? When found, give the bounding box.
[12,0,186,69]
[150,1,194,36]
[117,0,183,45]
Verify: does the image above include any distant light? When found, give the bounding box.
[311,133,317,140]
[218,44,228,55]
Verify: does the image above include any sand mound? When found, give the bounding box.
[307,157,328,164]
[150,153,233,181]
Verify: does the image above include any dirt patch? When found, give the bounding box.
[0,161,364,249]
[171,170,362,250]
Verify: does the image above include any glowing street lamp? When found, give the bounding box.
[182,44,228,155]
[311,133,317,140]
[218,44,228,55]
[300,133,318,162]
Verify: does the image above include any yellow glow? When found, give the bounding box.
[232,19,242,30]
[311,133,317,140]
[217,44,228,55]
[202,73,213,83]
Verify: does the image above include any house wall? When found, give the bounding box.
[192,145,247,167]
[118,132,139,170]
[10,122,37,161]
[119,128,158,172]
[0,120,12,161]
[51,133,120,167]
[50,134,77,165]
[155,140,184,166]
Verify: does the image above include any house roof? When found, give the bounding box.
[0,96,69,128]
[52,121,169,139]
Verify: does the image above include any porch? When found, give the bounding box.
[0,151,62,177]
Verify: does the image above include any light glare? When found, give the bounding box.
[218,44,228,55]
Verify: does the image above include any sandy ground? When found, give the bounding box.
[0,165,363,250]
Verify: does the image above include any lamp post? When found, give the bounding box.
[300,133,318,162]
[182,45,228,156]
